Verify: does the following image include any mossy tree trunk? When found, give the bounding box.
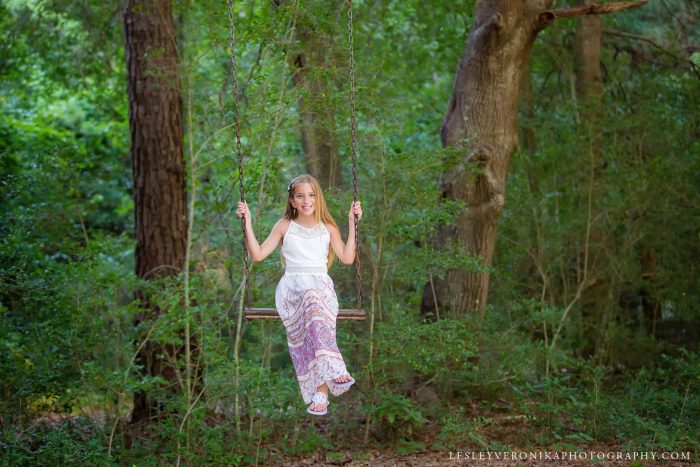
[421,0,646,318]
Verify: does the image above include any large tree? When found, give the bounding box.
[124,0,188,423]
[421,0,645,318]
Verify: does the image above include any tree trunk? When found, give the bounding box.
[575,2,604,101]
[288,6,342,189]
[420,0,646,318]
[421,1,553,318]
[124,0,188,424]
[574,0,608,358]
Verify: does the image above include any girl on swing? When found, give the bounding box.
[236,174,362,416]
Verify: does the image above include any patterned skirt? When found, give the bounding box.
[275,272,354,404]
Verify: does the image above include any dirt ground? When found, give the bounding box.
[281,449,696,467]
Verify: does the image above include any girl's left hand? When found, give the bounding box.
[349,201,362,224]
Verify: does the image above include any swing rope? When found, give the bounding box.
[226,0,251,308]
[226,0,364,319]
[348,0,362,314]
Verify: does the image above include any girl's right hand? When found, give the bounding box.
[237,201,251,223]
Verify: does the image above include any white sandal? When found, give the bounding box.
[331,375,355,390]
[307,392,329,416]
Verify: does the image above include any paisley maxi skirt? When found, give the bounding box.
[275,271,354,404]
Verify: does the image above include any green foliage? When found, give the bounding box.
[503,350,700,453]
[0,236,137,422]
[284,429,332,458]
[596,350,700,452]
[374,316,477,395]
[1,0,699,464]
[368,390,426,443]
[434,407,490,450]
[1,418,105,466]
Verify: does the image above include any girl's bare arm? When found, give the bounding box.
[328,224,355,265]
[328,201,362,264]
[237,201,287,262]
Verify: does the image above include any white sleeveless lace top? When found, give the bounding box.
[281,220,330,274]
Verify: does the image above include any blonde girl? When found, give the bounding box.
[236,174,362,415]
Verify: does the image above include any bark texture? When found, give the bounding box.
[124,0,187,424]
[575,3,603,101]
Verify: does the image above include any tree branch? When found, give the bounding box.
[604,28,700,79]
[538,1,647,30]
[549,1,647,18]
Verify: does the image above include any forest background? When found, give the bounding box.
[1,0,699,465]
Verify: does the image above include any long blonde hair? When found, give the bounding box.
[284,174,338,268]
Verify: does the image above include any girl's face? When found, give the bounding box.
[290,182,316,217]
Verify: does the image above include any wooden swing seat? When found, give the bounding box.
[245,307,367,320]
